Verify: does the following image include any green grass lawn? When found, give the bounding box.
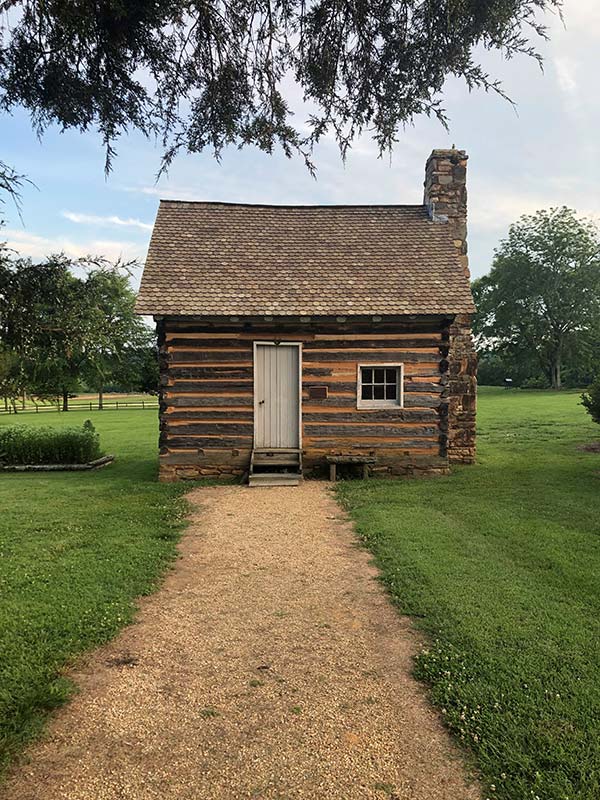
[0,409,187,776]
[1,391,599,798]
[338,387,600,800]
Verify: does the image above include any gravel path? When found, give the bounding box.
[5,482,479,800]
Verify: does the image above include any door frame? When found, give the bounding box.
[252,341,303,449]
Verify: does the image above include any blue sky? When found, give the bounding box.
[2,0,598,287]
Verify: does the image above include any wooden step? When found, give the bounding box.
[248,473,302,487]
[252,454,300,467]
[249,448,302,485]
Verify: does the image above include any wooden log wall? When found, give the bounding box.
[157,316,453,481]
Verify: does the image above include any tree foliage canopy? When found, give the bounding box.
[0,0,561,172]
[473,207,600,390]
[0,252,153,409]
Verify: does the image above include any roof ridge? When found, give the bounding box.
[158,200,427,210]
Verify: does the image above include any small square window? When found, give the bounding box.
[357,365,403,409]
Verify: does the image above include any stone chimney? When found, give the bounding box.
[423,148,469,279]
[424,147,476,465]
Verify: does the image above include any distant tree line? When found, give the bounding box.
[0,244,157,412]
[472,207,600,391]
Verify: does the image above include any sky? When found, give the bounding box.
[2,0,599,288]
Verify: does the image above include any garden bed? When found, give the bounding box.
[0,420,105,469]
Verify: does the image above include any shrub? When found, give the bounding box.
[0,421,103,466]
[520,375,550,390]
[581,378,600,425]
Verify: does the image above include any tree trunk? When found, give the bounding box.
[98,385,104,410]
[3,397,8,412]
[22,389,26,410]
[551,359,561,390]
[62,388,69,412]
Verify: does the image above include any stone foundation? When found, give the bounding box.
[159,463,245,482]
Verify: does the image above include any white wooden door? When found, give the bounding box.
[254,344,300,448]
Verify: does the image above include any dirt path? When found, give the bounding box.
[5,483,479,800]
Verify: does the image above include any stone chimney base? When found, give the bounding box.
[448,314,477,464]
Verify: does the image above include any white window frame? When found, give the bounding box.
[356,363,404,409]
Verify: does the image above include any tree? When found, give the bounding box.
[0,344,22,412]
[82,264,150,409]
[108,341,160,396]
[473,208,600,390]
[0,253,149,410]
[0,0,561,185]
[0,255,91,410]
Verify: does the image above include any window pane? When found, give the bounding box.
[373,384,385,400]
[385,368,397,383]
[374,368,385,383]
[385,384,397,400]
[361,384,373,400]
[362,368,372,383]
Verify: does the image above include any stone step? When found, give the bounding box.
[248,473,302,487]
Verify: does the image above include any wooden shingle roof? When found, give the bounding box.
[136,201,475,317]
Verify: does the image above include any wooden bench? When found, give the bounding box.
[326,455,377,481]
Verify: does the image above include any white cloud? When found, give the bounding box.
[62,211,152,231]
[3,228,147,265]
[554,57,578,95]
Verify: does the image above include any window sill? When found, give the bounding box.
[356,401,404,410]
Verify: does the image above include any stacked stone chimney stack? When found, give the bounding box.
[423,148,469,279]
[424,147,476,464]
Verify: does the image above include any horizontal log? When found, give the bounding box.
[164,422,254,435]
[166,410,254,421]
[160,448,251,466]
[404,395,443,409]
[166,332,444,345]
[168,381,252,393]
[166,332,313,341]
[167,338,257,349]
[303,338,441,350]
[303,367,334,377]
[302,350,438,363]
[168,350,251,363]
[170,366,253,380]
[302,394,445,409]
[302,409,437,422]
[167,336,443,350]
[165,319,449,335]
[303,438,439,450]
[304,450,447,466]
[304,424,438,437]
[404,381,443,393]
[165,395,254,407]
[166,436,253,449]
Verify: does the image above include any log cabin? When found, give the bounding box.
[136,148,477,485]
